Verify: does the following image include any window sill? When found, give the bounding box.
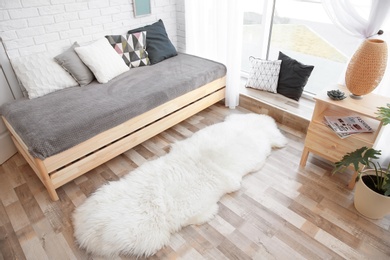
[239,82,314,133]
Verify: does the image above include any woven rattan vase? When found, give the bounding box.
[345,39,388,99]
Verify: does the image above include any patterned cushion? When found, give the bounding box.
[246,57,282,93]
[105,31,150,68]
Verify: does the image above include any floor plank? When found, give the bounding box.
[1,103,390,259]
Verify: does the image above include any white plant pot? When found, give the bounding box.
[354,170,390,219]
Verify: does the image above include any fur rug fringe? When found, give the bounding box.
[72,113,287,257]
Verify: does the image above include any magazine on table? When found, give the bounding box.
[323,116,374,139]
[323,120,356,139]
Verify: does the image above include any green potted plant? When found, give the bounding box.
[333,103,390,219]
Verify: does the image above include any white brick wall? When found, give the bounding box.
[0,0,179,58]
[176,0,185,52]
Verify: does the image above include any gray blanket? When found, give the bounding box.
[1,53,226,159]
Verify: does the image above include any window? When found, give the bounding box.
[241,0,273,74]
[242,0,370,96]
[241,1,265,73]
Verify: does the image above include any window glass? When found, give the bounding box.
[241,0,265,73]
[268,0,368,95]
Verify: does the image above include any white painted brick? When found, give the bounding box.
[158,13,173,24]
[18,44,46,56]
[51,0,76,4]
[123,20,140,28]
[0,10,10,21]
[120,19,133,29]
[110,0,130,6]
[6,49,21,59]
[45,22,69,33]
[88,0,109,9]
[70,34,93,45]
[91,32,107,41]
[137,15,157,25]
[177,35,185,43]
[101,6,121,16]
[60,28,83,39]
[78,9,101,19]
[38,5,65,15]
[103,21,121,31]
[152,6,163,14]
[45,39,72,54]
[155,0,170,7]
[110,27,126,35]
[0,31,18,41]
[16,26,45,37]
[6,37,35,50]
[2,0,178,57]
[91,15,112,25]
[112,11,132,22]
[21,0,51,7]
[8,8,39,19]
[65,2,88,12]
[0,19,28,31]
[34,32,60,44]
[28,16,54,26]
[0,0,22,9]
[176,23,185,31]
[69,19,92,29]
[82,24,104,35]
[162,5,175,12]
[176,2,184,12]
[54,12,78,23]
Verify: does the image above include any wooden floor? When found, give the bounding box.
[1,102,390,260]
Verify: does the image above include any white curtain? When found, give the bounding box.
[322,0,390,96]
[323,0,390,164]
[185,0,243,108]
[322,0,390,38]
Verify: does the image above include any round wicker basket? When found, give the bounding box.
[345,39,388,98]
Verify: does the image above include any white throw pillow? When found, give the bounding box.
[11,52,78,99]
[75,38,129,83]
[245,56,282,93]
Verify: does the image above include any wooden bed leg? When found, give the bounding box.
[35,158,59,201]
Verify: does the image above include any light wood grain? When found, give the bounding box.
[300,86,390,189]
[2,78,225,201]
[1,103,390,259]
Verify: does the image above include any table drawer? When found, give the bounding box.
[305,123,371,162]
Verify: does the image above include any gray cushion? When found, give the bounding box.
[55,42,95,86]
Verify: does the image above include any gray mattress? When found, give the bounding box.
[0,53,226,159]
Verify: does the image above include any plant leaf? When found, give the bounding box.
[334,147,370,171]
[383,173,390,196]
[377,103,390,126]
[384,186,390,196]
[362,148,381,164]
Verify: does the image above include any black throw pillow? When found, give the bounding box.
[277,52,314,101]
[128,19,177,64]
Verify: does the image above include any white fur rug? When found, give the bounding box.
[72,113,287,257]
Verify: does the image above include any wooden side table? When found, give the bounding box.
[300,85,390,188]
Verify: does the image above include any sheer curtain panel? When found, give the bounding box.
[322,0,390,96]
[185,0,243,108]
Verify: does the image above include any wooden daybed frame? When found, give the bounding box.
[2,77,226,201]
